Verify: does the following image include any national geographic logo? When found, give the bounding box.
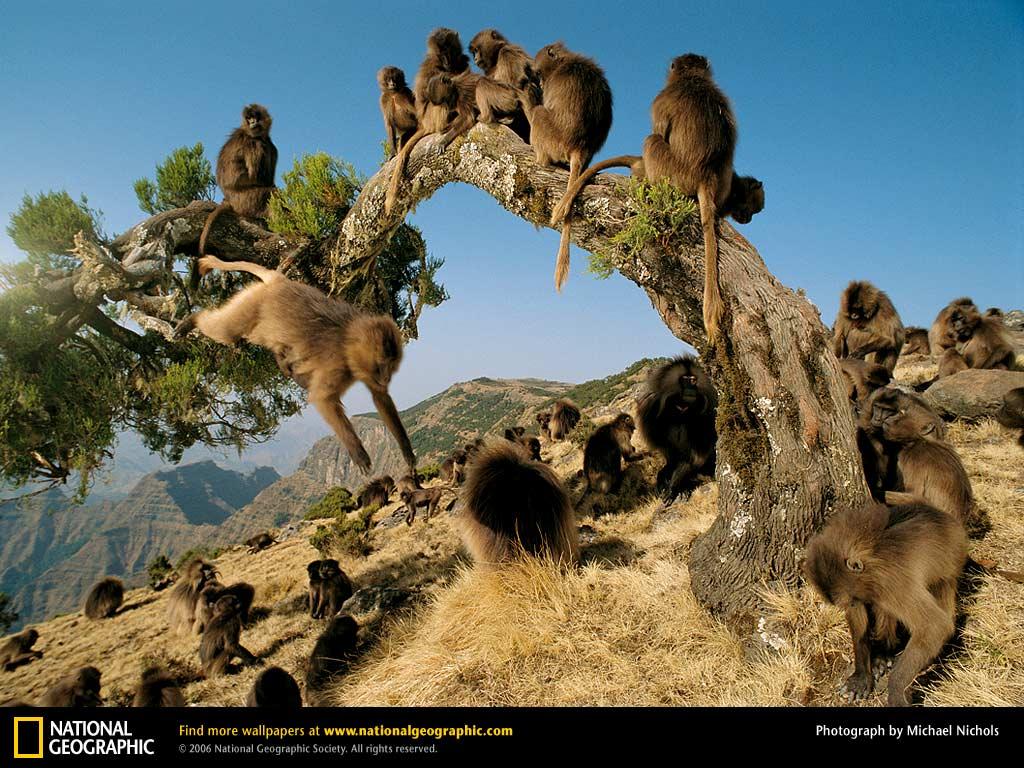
[12,717,155,758]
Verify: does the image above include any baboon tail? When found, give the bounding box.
[697,182,724,342]
[384,129,427,215]
[550,155,641,226]
[198,201,231,257]
[554,153,584,292]
[197,255,283,283]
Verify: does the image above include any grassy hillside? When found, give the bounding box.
[1,356,1021,707]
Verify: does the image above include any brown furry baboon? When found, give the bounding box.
[803,502,967,706]
[996,387,1024,448]
[40,666,103,707]
[133,666,185,707]
[582,413,642,499]
[1,628,43,671]
[832,281,905,373]
[306,615,359,692]
[199,595,258,676]
[902,327,930,356]
[839,358,892,412]
[459,440,578,565]
[441,450,468,484]
[546,399,581,441]
[637,356,717,501]
[314,559,353,619]
[523,41,612,291]
[193,581,255,635]
[535,411,552,435]
[469,29,539,141]
[83,576,123,619]
[357,475,395,509]
[167,557,219,633]
[198,104,277,256]
[400,487,443,526]
[413,27,470,105]
[937,347,969,378]
[857,387,947,490]
[929,297,977,356]
[245,531,275,554]
[504,428,541,461]
[947,303,1016,370]
[378,66,417,156]
[174,256,416,475]
[246,666,302,708]
[307,560,325,618]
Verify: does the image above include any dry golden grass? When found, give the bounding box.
[2,354,1021,707]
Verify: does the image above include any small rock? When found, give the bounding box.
[341,586,412,615]
[922,369,1024,421]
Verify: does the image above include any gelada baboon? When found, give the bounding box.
[803,502,967,706]
[358,475,395,509]
[307,560,325,617]
[523,41,612,291]
[543,399,581,441]
[1,628,43,671]
[441,450,467,484]
[400,487,443,526]
[306,615,359,693]
[504,428,541,460]
[133,666,185,707]
[199,595,258,676]
[83,576,123,619]
[929,297,977,356]
[193,581,256,635]
[459,440,578,565]
[174,256,416,475]
[246,666,302,708]
[937,347,969,379]
[313,559,353,619]
[877,394,987,536]
[582,413,643,501]
[839,358,892,412]
[199,104,278,256]
[832,281,905,373]
[41,666,103,707]
[245,531,275,554]
[902,327,930,356]
[167,557,219,633]
[378,66,417,156]
[996,387,1024,448]
[945,303,1017,371]
[469,28,538,141]
[637,356,717,501]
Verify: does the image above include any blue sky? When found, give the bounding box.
[1,0,1021,423]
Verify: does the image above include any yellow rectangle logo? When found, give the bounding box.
[13,716,44,759]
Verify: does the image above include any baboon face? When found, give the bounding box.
[452,449,467,465]
[843,284,878,327]
[428,28,469,72]
[728,177,765,224]
[348,316,403,391]
[536,413,551,430]
[803,544,862,609]
[378,66,406,92]
[670,53,710,77]
[469,29,504,70]
[534,42,568,79]
[241,104,272,138]
[77,666,103,703]
[662,364,711,416]
[307,560,322,580]
[318,560,342,581]
[950,306,980,341]
[614,414,636,436]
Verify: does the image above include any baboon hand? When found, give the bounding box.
[350,445,372,473]
[173,315,197,339]
[842,670,873,700]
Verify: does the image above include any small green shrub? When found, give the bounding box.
[174,546,223,570]
[304,486,357,520]
[309,507,375,558]
[417,464,441,482]
[267,153,361,239]
[146,555,173,588]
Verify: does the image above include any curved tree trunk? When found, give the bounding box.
[72,124,868,629]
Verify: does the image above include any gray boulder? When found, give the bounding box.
[923,369,1024,421]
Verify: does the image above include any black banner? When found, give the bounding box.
[1,706,1019,764]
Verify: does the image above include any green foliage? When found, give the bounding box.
[304,486,357,521]
[6,191,103,269]
[309,507,374,558]
[590,178,697,277]
[272,511,291,527]
[146,555,173,588]
[560,358,669,410]
[416,464,441,482]
[267,153,361,239]
[569,415,598,449]
[174,546,223,570]
[133,143,215,214]
[0,592,17,634]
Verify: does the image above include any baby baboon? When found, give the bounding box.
[246,666,302,708]
[358,475,395,509]
[133,666,185,707]
[839,358,892,412]
[937,347,969,378]
[199,104,277,256]
[1,628,43,671]
[245,532,275,554]
[535,411,552,435]
[582,413,642,498]
[459,439,578,565]
[167,557,219,633]
[314,559,353,619]
[996,387,1024,448]
[902,327,930,356]
[929,297,977,356]
[378,66,417,156]
[193,581,255,634]
[637,356,717,501]
[947,302,1016,370]
[199,595,258,676]
[803,502,967,706]
[525,41,612,291]
[306,615,359,692]
[400,487,443,525]
[83,576,123,619]
[832,281,905,373]
[41,666,103,707]
[174,256,417,475]
[546,399,581,441]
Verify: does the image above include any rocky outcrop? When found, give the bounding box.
[923,369,1024,421]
